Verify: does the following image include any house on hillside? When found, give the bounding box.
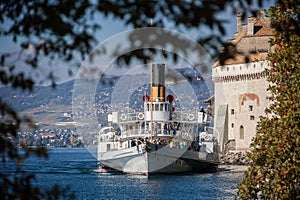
[212,10,275,152]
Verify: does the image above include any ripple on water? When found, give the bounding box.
[4,148,244,199]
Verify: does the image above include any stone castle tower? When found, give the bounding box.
[212,10,275,152]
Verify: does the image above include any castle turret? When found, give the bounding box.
[236,12,243,33]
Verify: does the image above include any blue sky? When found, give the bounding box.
[0,1,274,86]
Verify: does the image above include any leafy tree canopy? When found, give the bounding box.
[0,0,267,89]
[0,0,268,199]
[238,0,300,199]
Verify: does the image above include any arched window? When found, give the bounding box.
[240,125,244,139]
[249,105,253,111]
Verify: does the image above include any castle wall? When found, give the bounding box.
[237,36,272,54]
[213,61,271,151]
[212,10,274,151]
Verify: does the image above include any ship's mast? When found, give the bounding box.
[149,49,166,143]
[150,50,153,143]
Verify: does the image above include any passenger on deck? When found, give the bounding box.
[172,128,176,135]
[136,139,140,153]
[175,122,180,130]
[154,123,158,136]
[167,123,173,135]
[153,140,158,150]
[163,124,168,135]
[115,127,121,136]
[169,140,174,148]
[131,140,136,147]
[157,138,161,145]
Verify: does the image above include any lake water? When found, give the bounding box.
[2,148,245,199]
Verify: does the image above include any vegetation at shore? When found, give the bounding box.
[238,1,300,199]
[2,0,298,199]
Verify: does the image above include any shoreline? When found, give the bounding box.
[218,164,248,173]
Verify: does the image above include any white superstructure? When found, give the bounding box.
[97,64,218,175]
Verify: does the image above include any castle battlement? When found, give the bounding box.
[212,60,270,83]
[212,10,275,152]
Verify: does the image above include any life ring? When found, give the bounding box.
[188,114,194,121]
[137,113,144,120]
[204,134,212,141]
[120,114,127,120]
[200,132,206,138]
[172,113,177,119]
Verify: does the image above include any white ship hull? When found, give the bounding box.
[96,63,219,176]
[98,145,218,175]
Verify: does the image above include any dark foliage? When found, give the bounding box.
[0,0,267,199]
[238,1,300,199]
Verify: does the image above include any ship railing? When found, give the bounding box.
[121,129,149,139]
[175,130,194,141]
[203,126,219,143]
[171,110,211,124]
[98,127,115,142]
[116,110,211,124]
[100,144,145,159]
[172,111,197,122]
[118,112,145,123]
[100,128,210,144]
[120,128,195,141]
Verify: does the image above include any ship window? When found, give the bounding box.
[249,105,253,111]
[147,104,150,111]
[160,104,164,111]
[231,109,234,114]
[240,126,244,139]
[165,104,168,111]
[155,104,159,111]
[107,144,111,151]
[250,115,255,120]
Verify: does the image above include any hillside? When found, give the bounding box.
[0,67,213,129]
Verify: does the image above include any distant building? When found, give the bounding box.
[212,10,275,152]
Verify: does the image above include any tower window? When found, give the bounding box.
[249,105,253,111]
[231,123,234,128]
[240,125,244,139]
[256,125,259,130]
[250,115,255,120]
[231,109,234,114]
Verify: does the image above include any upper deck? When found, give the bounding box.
[109,109,208,124]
